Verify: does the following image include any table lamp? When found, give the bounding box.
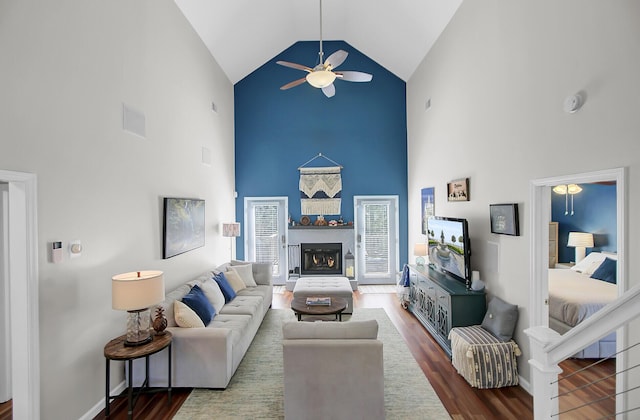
[414,243,427,266]
[567,232,594,263]
[112,270,165,346]
[222,222,241,260]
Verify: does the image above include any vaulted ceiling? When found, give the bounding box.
[174,0,463,84]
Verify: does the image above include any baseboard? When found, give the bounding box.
[79,380,126,420]
[518,375,532,395]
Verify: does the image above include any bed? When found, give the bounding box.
[548,251,618,358]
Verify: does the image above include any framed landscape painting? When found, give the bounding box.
[163,197,206,258]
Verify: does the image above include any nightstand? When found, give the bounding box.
[104,331,172,419]
[555,262,575,269]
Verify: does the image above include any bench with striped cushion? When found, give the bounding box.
[448,325,521,388]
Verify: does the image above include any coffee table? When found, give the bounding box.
[290,296,348,321]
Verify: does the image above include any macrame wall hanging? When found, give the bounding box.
[298,153,343,216]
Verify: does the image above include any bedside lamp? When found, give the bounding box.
[414,243,427,266]
[567,232,594,263]
[112,271,165,347]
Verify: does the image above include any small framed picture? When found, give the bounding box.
[421,187,435,235]
[447,178,469,202]
[490,203,520,236]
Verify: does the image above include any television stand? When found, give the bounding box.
[405,264,486,357]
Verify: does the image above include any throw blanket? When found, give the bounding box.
[299,166,342,215]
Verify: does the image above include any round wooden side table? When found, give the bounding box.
[104,331,172,419]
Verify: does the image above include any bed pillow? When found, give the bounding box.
[481,296,519,342]
[571,252,607,275]
[213,272,237,303]
[181,284,215,325]
[590,257,617,284]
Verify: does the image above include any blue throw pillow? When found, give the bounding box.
[590,257,617,284]
[182,284,215,325]
[213,272,237,303]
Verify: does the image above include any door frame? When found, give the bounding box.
[243,196,289,285]
[0,170,40,419]
[530,166,625,415]
[353,195,399,284]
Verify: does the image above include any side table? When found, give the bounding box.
[104,331,172,419]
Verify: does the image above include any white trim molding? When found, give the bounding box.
[0,170,40,420]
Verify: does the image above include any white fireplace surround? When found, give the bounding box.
[287,227,356,290]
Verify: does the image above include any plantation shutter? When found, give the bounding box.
[253,203,280,271]
[363,202,390,275]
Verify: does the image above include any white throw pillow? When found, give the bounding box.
[229,264,257,287]
[174,300,205,328]
[571,252,607,275]
[199,278,225,313]
[225,269,247,292]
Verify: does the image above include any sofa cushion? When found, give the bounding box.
[229,263,258,287]
[282,319,379,340]
[182,284,215,325]
[208,314,252,347]
[225,269,247,292]
[219,295,263,316]
[213,272,237,303]
[199,278,225,313]
[174,300,205,328]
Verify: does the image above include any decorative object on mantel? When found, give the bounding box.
[314,215,328,226]
[298,153,343,215]
[447,178,469,202]
[300,215,311,226]
[152,306,168,336]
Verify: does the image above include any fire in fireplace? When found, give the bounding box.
[300,243,342,276]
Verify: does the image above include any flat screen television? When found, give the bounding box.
[426,216,471,285]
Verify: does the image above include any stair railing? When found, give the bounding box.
[525,283,640,419]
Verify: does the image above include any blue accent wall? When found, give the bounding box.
[234,40,407,267]
[551,183,616,263]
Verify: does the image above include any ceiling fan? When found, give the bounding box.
[276,0,373,98]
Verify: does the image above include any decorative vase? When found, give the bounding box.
[152,306,168,336]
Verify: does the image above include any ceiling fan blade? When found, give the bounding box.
[276,61,312,72]
[280,78,307,90]
[324,50,348,69]
[336,71,373,82]
[322,83,335,98]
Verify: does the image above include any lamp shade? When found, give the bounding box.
[222,222,241,237]
[567,232,594,248]
[306,70,336,88]
[414,243,427,256]
[112,270,165,311]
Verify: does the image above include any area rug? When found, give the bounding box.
[174,308,450,419]
[358,284,398,294]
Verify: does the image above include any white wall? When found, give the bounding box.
[0,1,235,418]
[407,0,640,387]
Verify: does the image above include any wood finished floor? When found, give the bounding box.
[0,290,615,420]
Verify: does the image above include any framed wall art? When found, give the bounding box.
[421,187,435,234]
[490,203,520,236]
[163,197,206,258]
[447,178,469,202]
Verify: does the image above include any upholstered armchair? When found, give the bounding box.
[282,319,385,419]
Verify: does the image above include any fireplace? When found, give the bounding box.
[300,243,342,276]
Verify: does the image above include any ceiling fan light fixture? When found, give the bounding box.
[306,70,336,88]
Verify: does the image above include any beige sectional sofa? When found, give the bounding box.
[129,261,273,388]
